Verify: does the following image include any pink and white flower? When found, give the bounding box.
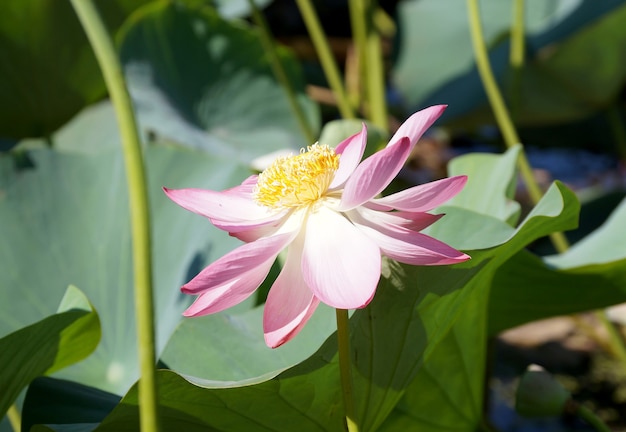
[164,105,470,348]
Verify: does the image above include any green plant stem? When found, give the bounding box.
[466,0,569,253]
[576,404,612,432]
[69,1,159,431]
[348,0,388,130]
[336,309,359,432]
[247,0,315,144]
[509,0,525,122]
[467,0,626,366]
[510,0,525,68]
[348,0,367,110]
[364,1,387,130]
[7,404,20,432]
[295,0,356,120]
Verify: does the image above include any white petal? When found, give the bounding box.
[302,206,381,309]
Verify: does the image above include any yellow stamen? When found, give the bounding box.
[254,144,340,209]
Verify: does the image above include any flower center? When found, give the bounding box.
[254,144,340,209]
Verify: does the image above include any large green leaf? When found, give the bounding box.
[489,251,626,335]
[379,181,579,432]
[379,279,486,432]
[445,145,521,223]
[0,0,151,143]
[0,286,100,417]
[0,144,253,395]
[489,195,626,334]
[118,0,319,163]
[160,303,337,385]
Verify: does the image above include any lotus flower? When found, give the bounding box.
[164,105,470,348]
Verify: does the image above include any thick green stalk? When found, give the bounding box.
[336,309,359,432]
[510,0,525,67]
[7,404,20,432]
[348,0,388,130]
[348,0,367,110]
[466,0,626,364]
[364,1,387,130]
[69,1,159,431]
[247,0,316,143]
[295,0,356,119]
[509,0,525,120]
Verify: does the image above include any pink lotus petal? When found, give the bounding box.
[302,206,380,309]
[182,232,293,295]
[183,269,266,316]
[263,238,320,348]
[350,206,444,232]
[354,221,470,265]
[388,105,447,149]
[338,137,411,211]
[329,124,367,189]
[222,175,258,196]
[212,210,290,242]
[372,176,468,212]
[163,187,270,223]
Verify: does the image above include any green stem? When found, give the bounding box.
[509,0,525,122]
[7,404,20,432]
[510,0,525,68]
[348,0,388,130]
[336,309,359,432]
[247,0,316,144]
[467,0,626,366]
[576,404,612,432]
[466,0,569,253]
[364,1,388,130]
[69,1,159,431]
[348,0,367,110]
[295,0,356,120]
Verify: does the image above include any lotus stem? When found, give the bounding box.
[336,308,359,432]
[466,0,568,252]
[295,0,356,120]
[69,1,159,431]
[510,0,525,68]
[348,0,388,130]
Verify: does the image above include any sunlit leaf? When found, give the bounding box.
[380,181,579,431]
[0,286,99,417]
[489,195,626,334]
[446,145,521,223]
